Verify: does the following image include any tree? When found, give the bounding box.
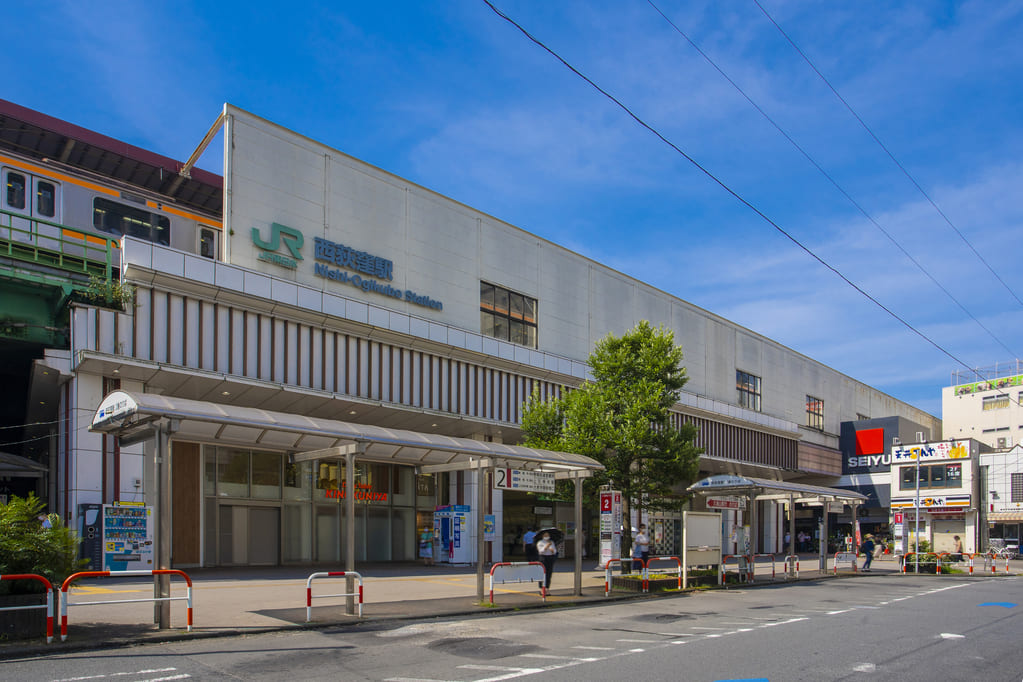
[521,321,702,556]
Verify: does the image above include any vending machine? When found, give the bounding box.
[102,502,154,570]
[434,505,472,564]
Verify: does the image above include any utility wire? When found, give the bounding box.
[753,0,1023,310]
[480,0,1015,402]
[646,0,1020,362]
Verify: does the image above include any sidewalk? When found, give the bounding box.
[0,553,1006,658]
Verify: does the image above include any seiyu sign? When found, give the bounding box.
[251,223,443,311]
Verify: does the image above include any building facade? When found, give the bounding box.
[4,101,941,568]
[943,361,1023,450]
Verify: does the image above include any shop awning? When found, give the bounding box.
[89,390,602,477]
[988,511,1023,522]
[0,451,48,478]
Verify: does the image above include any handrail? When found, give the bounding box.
[719,555,749,585]
[306,571,364,620]
[0,208,118,281]
[644,556,682,592]
[0,573,55,643]
[750,554,776,582]
[783,554,799,579]
[601,558,628,596]
[60,569,192,641]
[832,552,858,574]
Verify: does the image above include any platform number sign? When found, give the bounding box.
[599,490,623,565]
[493,468,555,493]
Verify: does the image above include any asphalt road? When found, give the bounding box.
[3,575,1021,681]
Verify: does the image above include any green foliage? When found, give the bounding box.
[82,274,136,310]
[0,494,87,593]
[521,321,703,550]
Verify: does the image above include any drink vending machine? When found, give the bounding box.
[433,505,472,564]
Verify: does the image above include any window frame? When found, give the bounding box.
[479,281,538,348]
[805,395,824,431]
[736,370,761,412]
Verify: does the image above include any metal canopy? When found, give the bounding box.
[90,390,602,477]
[90,390,600,608]
[687,474,867,505]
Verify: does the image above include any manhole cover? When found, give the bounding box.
[632,613,690,623]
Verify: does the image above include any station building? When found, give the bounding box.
[4,102,941,568]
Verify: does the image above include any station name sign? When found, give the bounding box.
[250,223,443,311]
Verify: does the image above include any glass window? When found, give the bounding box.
[250,451,281,499]
[93,197,170,246]
[944,463,962,487]
[284,461,312,501]
[217,449,249,498]
[199,226,219,259]
[901,467,916,490]
[806,395,824,431]
[930,464,945,487]
[1012,473,1023,503]
[36,181,56,217]
[983,395,1011,410]
[6,171,25,209]
[737,370,761,412]
[480,281,538,348]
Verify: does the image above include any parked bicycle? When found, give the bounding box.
[987,539,1017,560]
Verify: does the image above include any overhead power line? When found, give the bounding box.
[480,0,1018,403]
[644,0,1019,361]
[753,0,1023,310]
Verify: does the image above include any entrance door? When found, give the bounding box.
[249,508,280,565]
[218,505,280,566]
[932,519,962,553]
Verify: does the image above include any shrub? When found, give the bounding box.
[0,494,87,593]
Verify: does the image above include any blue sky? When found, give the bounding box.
[6,1,1023,417]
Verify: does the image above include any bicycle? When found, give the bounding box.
[987,540,1017,560]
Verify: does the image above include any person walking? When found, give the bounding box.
[951,535,964,562]
[861,534,876,572]
[536,531,558,592]
[523,527,538,563]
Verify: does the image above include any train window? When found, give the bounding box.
[93,197,170,246]
[36,181,56,217]
[198,226,220,260]
[6,171,26,209]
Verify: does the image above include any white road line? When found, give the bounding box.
[759,617,808,627]
[853,662,877,672]
[519,654,598,661]
[689,626,727,630]
[940,633,966,639]
[139,677,190,682]
[616,638,661,642]
[827,609,853,615]
[460,664,530,671]
[52,670,181,682]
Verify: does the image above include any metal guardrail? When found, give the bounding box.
[306,571,364,620]
[60,570,192,642]
[0,573,55,643]
[488,562,546,604]
[0,208,119,280]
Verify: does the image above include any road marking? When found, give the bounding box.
[572,645,616,650]
[759,617,808,627]
[979,602,1016,608]
[616,638,661,642]
[52,669,181,681]
[940,633,965,639]
[519,654,599,661]
[853,662,877,672]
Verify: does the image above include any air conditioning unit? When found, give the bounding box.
[892,437,901,446]
[915,431,925,443]
[997,437,1008,448]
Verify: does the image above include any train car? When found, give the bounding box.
[0,99,223,272]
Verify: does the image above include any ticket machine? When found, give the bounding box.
[434,505,472,564]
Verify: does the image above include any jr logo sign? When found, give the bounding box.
[252,223,304,269]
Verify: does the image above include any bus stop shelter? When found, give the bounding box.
[90,390,603,625]
[687,474,868,568]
